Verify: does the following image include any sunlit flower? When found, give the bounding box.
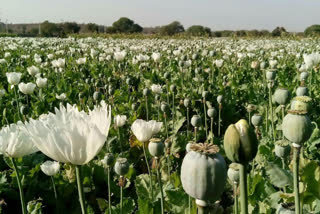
[26,101,111,165]
[36,77,48,88]
[151,84,163,94]
[27,66,40,76]
[56,93,67,100]
[18,82,36,95]
[6,72,22,85]
[76,58,86,65]
[215,59,224,68]
[0,122,39,158]
[114,115,127,128]
[40,161,60,176]
[114,51,126,61]
[152,53,161,62]
[131,119,162,142]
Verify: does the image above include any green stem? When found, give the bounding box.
[203,99,208,138]
[51,176,57,200]
[187,107,190,137]
[157,101,160,121]
[194,127,197,143]
[164,115,168,138]
[13,86,22,121]
[117,129,122,152]
[210,118,214,144]
[11,157,27,214]
[265,105,268,134]
[108,167,111,214]
[281,106,285,139]
[239,164,248,214]
[268,86,275,142]
[75,165,86,214]
[156,159,164,214]
[143,142,153,200]
[293,147,301,214]
[189,196,191,214]
[166,82,169,105]
[248,112,251,126]
[218,105,221,136]
[234,182,238,214]
[146,96,149,121]
[172,92,175,131]
[120,182,123,214]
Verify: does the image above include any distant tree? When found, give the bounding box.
[186,25,211,36]
[41,21,60,37]
[212,31,222,37]
[160,21,184,35]
[85,23,99,33]
[29,28,39,36]
[271,26,287,37]
[235,30,247,37]
[105,26,116,33]
[304,25,320,36]
[60,22,80,34]
[111,17,143,33]
[260,30,270,37]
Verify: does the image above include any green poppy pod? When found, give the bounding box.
[290,96,312,112]
[274,88,291,105]
[126,77,132,85]
[274,140,291,159]
[223,119,258,164]
[191,115,202,127]
[148,138,164,158]
[20,105,29,115]
[296,86,308,96]
[181,143,227,202]
[282,110,312,146]
[184,98,190,108]
[114,158,129,176]
[202,91,209,99]
[102,153,114,167]
[131,103,139,111]
[207,108,217,118]
[93,91,101,101]
[217,95,223,104]
[170,84,176,92]
[300,72,308,81]
[266,70,276,81]
[227,163,240,183]
[251,114,262,127]
[161,103,170,113]
[143,88,150,96]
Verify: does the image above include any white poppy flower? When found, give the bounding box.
[18,82,36,95]
[27,66,40,76]
[114,115,127,128]
[131,119,162,142]
[26,101,111,165]
[0,122,39,158]
[40,161,60,176]
[36,77,48,88]
[6,72,22,85]
[151,84,163,94]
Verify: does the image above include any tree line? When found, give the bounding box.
[1,17,320,37]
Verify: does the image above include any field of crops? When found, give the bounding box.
[0,37,320,214]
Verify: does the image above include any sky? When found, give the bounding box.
[0,0,319,32]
